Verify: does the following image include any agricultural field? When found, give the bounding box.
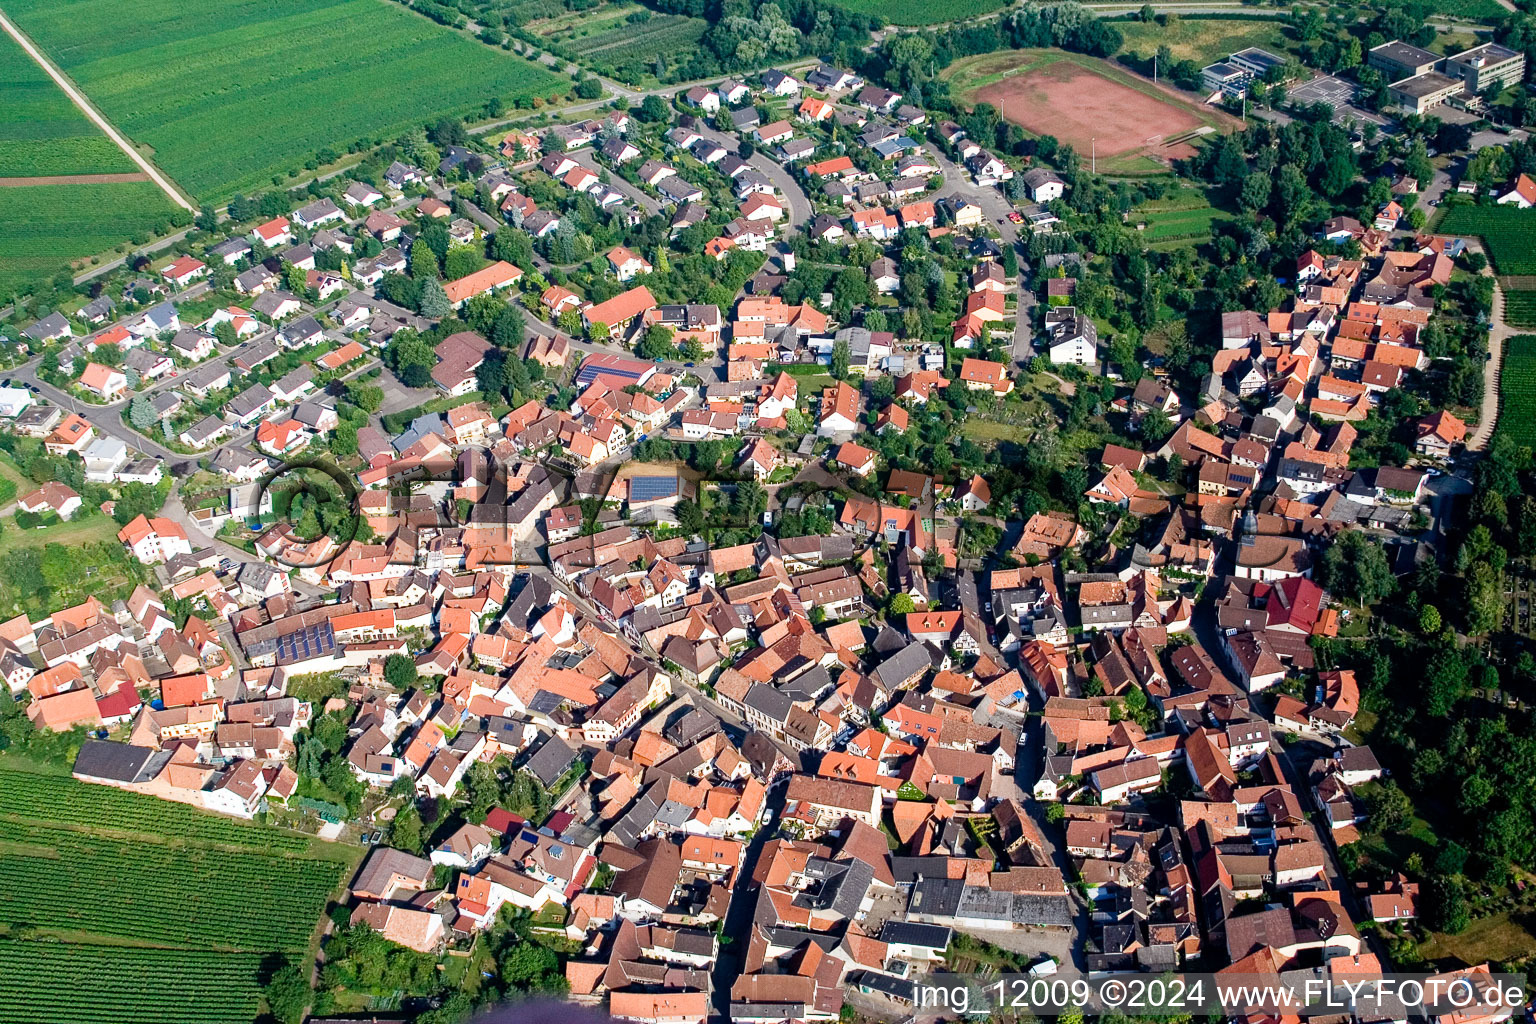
[0,762,356,1022]
[945,50,1236,175]
[1426,0,1511,21]
[1114,15,1294,64]
[0,28,133,178]
[1498,335,1536,448]
[2,0,571,201]
[1505,290,1536,329]
[522,0,707,82]
[1436,206,1536,275]
[0,182,180,301]
[1132,185,1234,248]
[0,942,268,1024]
[816,0,1006,25]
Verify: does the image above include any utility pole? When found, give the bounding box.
[1154,53,1158,84]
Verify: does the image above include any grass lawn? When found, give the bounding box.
[3,0,570,201]
[0,181,181,300]
[0,511,119,556]
[1420,911,1536,967]
[1114,16,1294,64]
[0,27,134,177]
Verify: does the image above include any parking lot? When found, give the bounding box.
[1290,74,1358,109]
[1289,75,1398,136]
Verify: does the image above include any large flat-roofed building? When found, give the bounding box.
[1388,72,1464,114]
[1200,47,1289,99]
[1201,61,1249,97]
[1229,47,1287,78]
[1442,42,1526,95]
[1368,40,1440,80]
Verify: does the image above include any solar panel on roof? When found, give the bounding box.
[629,475,679,502]
[528,690,566,714]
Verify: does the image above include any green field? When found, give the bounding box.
[1132,185,1234,247]
[2,0,570,200]
[1498,335,1536,448]
[818,0,1006,25]
[0,28,133,177]
[1506,290,1536,329]
[1436,206,1536,275]
[0,182,180,299]
[0,942,269,1024]
[1114,15,1292,64]
[0,762,354,1022]
[1426,0,1510,21]
[525,0,708,82]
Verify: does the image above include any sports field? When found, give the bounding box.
[0,28,133,177]
[0,762,356,1024]
[2,0,571,201]
[946,50,1236,175]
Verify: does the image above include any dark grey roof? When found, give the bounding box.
[522,733,577,787]
[879,920,953,949]
[873,642,931,690]
[72,740,166,783]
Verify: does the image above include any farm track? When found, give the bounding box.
[0,8,192,210]
[0,172,148,186]
[1466,237,1511,452]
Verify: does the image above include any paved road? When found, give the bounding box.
[569,150,661,217]
[0,9,193,211]
[693,122,813,229]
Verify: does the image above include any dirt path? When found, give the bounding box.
[0,9,194,211]
[1466,237,1511,452]
[0,172,149,186]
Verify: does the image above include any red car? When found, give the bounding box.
[1007,211,1024,224]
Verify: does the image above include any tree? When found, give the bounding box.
[384,653,418,689]
[262,959,311,1024]
[830,338,851,379]
[409,242,439,280]
[444,244,483,281]
[1425,874,1470,934]
[129,395,156,431]
[1317,530,1394,605]
[638,94,669,122]
[1418,604,1441,634]
[417,277,450,318]
[637,324,675,360]
[889,593,916,615]
[391,802,424,853]
[493,305,525,349]
[1239,171,1272,213]
[676,499,705,536]
[1364,780,1412,833]
[330,422,358,458]
[345,382,384,413]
